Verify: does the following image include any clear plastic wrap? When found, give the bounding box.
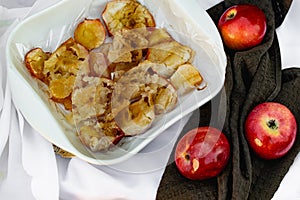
[6,0,226,165]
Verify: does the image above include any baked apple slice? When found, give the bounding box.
[72,77,115,122]
[147,28,172,47]
[107,28,149,64]
[111,64,155,136]
[154,83,178,115]
[72,76,124,151]
[137,61,178,114]
[146,40,195,77]
[114,95,155,136]
[170,63,204,96]
[102,0,155,36]
[74,18,106,50]
[110,61,139,81]
[111,61,178,135]
[49,75,76,99]
[43,38,89,79]
[89,50,111,78]
[24,47,50,80]
[78,122,124,152]
[42,38,89,108]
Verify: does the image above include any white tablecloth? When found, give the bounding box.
[0,0,300,199]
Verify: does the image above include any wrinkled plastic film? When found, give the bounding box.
[7,0,226,165]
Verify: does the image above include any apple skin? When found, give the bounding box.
[245,102,297,160]
[175,126,230,180]
[218,4,267,51]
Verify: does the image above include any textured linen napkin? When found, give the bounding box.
[156,0,300,199]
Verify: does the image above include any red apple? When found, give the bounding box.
[218,4,267,50]
[245,102,297,160]
[175,126,230,180]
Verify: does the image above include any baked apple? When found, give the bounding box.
[24,47,50,80]
[74,18,106,50]
[72,76,124,151]
[146,40,195,77]
[147,28,172,46]
[102,0,155,36]
[43,38,89,78]
[170,63,204,96]
[111,61,177,135]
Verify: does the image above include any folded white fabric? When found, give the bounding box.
[0,2,60,200]
[0,0,35,8]
[1,0,300,200]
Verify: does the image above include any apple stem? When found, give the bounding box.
[267,119,278,130]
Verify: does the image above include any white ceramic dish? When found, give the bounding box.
[6,0,227,165]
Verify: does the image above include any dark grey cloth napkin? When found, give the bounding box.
[156,0,298,199]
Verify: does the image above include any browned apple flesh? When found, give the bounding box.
[24,47,50,80]
[43,38,89,108]
[137,61,178,114]
[154,84,178,115]
[78,124,114,152]
[72,77,114,122]
[43,38,89,79]
[102,0,155,36]
[170,63,203,95]
[89,50,111,78]
[49,75,76,99]
[74,18,106,50]
[107,28,149,64]
[147,28,172,46]
[146,40,195,78]
[113,95,155,136]
[78,122,124,152]
[111,61,178,135]
[72,76,124,151]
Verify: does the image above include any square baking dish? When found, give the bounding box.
[6,0,227,165]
